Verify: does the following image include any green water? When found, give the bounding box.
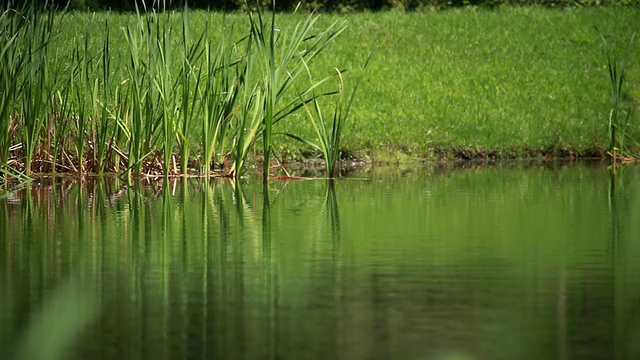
[1,162,639,360]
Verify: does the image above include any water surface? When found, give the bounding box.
[1,162,639,360]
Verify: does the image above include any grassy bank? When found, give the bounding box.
[306,7,640,161]
[1,6,639,180]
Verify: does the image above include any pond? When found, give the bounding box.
[1,161,639,360]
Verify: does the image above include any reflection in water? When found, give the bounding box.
[1,163,640,359]
[326,180,341,241]
[609,167,640,360]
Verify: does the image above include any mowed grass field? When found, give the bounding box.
[301,7,640,160]
[44,6,640,162]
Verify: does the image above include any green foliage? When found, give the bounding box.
[200,22,242,175]
[288,45,374,178]
[123,10,161,177]
[312,8,639,160]
[19,4,57,177]
[598,29,638,160]
[247,5,346,181]
[0,6,24,171]
[2,6,639,181]
[37,0,640,12]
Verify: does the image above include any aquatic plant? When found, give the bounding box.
[123,9,158,178]
[4,7,640,178]
[598,29,638,162]
[200,22,243,176]
[69,18,94,174]
[0,7,24,173]
[117,2,350,179]
[176,7,207,176]
[230,78,263,178]
[288,46,374,178]
[17,3,57,176]
[89,20,117,174]
[288,70,349,178]
[247,3,346,181]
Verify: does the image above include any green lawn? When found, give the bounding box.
[54,7,640,160]
[289,7,640,160]
[6,6,640,178]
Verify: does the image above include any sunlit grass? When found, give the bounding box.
[200,23,242,175]
[18,5,56,177]
[0,3,353,180]
[288,47,373,178]
[290,7,640,160]
[247,6,346,180]
[1,6,639,181]
[598,28,638,162]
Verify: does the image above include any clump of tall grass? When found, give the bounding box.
[246,3,346,182]
[200,23,242,176]
[13,3,57,177]
[118,2,353,180]
[0,2,359,181]
[598,29,638,163]
[0,7,24,174]
[288,46,374,178]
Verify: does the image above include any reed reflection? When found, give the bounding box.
[0,165,639,360]
[325,180,340,243]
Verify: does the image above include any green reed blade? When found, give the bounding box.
[0,8,25,171]
[201,23,242,176]
[19,3,57,176]
[286,43,373,178]
[246,2,346,180]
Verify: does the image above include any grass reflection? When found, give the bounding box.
[1,165,640,359]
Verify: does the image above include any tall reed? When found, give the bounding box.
[70,19,92,174]
[176,6,206,175]
[230,46,263,178]
[90,20,117,174]
[0,7,25,173]
[69,16,118,175]
[123,6,164,178]
[126,3,207,177]
[247,4,346,181]
[19,4,57,176]
[153,8,179,177]
[123,24,146,178]
[598,29,638,161]
[289,47,374,178]
[49,60,73,174]
[200,23,242,176]
[1,3,354,179]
